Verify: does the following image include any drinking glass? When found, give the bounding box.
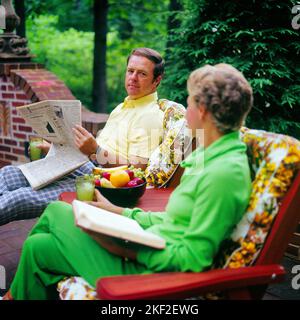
[75,175,95,201]
[29,136,43,161]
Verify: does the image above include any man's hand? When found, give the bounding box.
[29,140,51,156]
[73,124,98,157]
[38,140,51,156]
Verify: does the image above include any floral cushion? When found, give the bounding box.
[213,127,300,269]
[57,276,97,300]
[145,99,192,188]
[57,127,300,299]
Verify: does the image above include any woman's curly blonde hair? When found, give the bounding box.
[187,63,253,133]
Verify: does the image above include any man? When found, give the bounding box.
[0,48,164,226]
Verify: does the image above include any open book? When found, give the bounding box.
[72,200,166,249]
[17,100,89,190]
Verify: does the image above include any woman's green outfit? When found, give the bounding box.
[11,131,251,299]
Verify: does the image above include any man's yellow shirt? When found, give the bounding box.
[96,92,164,162]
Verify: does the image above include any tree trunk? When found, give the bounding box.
[15,0,26,37]
[165,0,182,61]
[92,0,108,113]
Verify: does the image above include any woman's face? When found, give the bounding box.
[186,95,202,131]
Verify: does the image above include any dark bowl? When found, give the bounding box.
[96,181,147,207]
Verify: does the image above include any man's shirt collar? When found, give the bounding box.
[122,92,158,108]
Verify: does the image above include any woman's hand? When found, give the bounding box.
[85,189,124,215]
[81,192,136,260]
[73,124,98,157]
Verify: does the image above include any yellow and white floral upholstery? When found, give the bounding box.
[145,99,192,188]
[57,276,97,300]
[57,127,300,299]
[214,127,300,269]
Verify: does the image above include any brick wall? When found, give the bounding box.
[0,62,108,167]
[0,73,32,165]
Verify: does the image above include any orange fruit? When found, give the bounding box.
[110,170,130,187]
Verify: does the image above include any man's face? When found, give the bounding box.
[125,55,161,99]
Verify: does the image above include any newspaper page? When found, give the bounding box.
[17,100,89,190]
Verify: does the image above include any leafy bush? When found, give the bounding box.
[162,0,300,138]
[26,10,169,113]
[26,15,94,109]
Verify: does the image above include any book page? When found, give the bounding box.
[72,200,166,249]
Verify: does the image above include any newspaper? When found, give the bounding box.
[17,100,89,190]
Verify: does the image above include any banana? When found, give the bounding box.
[93,165,128,175]
[93,167,103,175]
[104,165,128,172]
[100,177,116,188]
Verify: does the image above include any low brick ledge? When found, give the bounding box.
[0,62,44,76]
[82,108,109,136]
[0,62,109,136]
[10,68,76,102]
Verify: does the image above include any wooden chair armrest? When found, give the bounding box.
[59,191,76,204]
[97,264,285,300]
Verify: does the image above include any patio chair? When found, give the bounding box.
[58,127,300,300]
[95,128,300,300]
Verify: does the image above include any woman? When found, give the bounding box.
[3,63,253,300]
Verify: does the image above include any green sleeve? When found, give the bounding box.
[122,208,166,229]
[136,172,245,272]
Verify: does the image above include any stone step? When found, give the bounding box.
[286,243,300,260]
[290,233,300,246]
[286,230,300,260]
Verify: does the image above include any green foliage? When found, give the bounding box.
[26,15,94,108]
[106,0,169,112]
[162,0,300,138]
[26,1,169,112]
[24,0,93,31]
[106,0,170,112]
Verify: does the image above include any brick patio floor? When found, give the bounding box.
[0,218,299,299]
[0,218,37,297]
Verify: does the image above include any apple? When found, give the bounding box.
[95,179,101,187]
[125,177,144,187]
[125,180,139,187]
[102,172,111,180]
[132,177,144,185]
[125,169,135,180]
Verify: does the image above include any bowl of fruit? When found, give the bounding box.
[92,165,147,207]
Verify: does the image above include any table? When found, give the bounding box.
[59,188,174,211]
